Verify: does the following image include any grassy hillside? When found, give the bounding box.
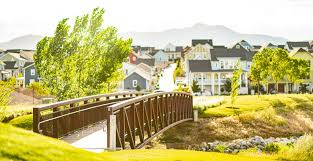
[0,123,278,161]
[162,94,313,144]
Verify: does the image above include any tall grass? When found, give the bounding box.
[283,134,313,161]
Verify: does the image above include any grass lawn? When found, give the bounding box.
[197,94,313,117]
[8,114,33,130]
[0,123,278,161]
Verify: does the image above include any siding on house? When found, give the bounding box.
[23,63,39,87]
[124,72,147,90]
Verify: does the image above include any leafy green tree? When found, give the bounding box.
[191,80,201,93]
[0,79,15,121]
[249,49,271,95]
[231,61,242,108]
[34,8,132,100]
[287,58,310,92]
[224,78,232,93]
[268,48,289,93]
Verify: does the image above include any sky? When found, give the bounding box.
[0,0,313,42]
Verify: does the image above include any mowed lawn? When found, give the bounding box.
[0,123,277,161]
[195,94,313,117]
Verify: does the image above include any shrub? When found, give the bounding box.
[283,134,313,161]
[28,82,49,96]
[270,99,286,108]
[213,145,226,153]
[263,143,280,154]
[257,107,286,126]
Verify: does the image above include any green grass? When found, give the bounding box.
[198,94,313,117]
[0,123,278,161]
[8,114,33,130]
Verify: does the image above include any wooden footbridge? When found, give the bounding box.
[33,92,194,151]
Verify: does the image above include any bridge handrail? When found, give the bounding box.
[34,91,148,111]
[108,91,191,111]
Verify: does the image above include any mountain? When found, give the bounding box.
[0,35,43,50]
[120,23,288,48]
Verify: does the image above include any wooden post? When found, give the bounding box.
[193,109,198,122]
[107,114,116,150]
[33,107,40,133]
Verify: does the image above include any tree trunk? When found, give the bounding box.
[276,81,279,94]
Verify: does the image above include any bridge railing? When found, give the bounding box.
[33,92,147,138]
[107,92,193,149]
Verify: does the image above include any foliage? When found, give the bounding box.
[299,83,309,93]
[231,61,242,107]
[191,80,201,93]
[287,58,310,85]
[263,143,280,154]
[224,78,232,93]
[175,84,190,92]
[27,82,49,96]
[0,79,15,121]
[269,49,290,91]
[8,114,33,130]
[249,48,271,95]
[34,8,132,100]
[135,85,141,91]
[283,134,313,161]
[173,60,184,82]
[213,145,226,153]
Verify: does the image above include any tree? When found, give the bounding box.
[249,48,271,95]
[268,48,289,93]
[34,8,132,100]
[287,58,310,92]
[0,79,15,121]
[231,61,242,108]
[191,80,201,93]
[224,78,232,93]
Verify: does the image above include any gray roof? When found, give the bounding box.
[23,62,34,68]
[4,61,17,69]
[188,60,212,72]
[210,48,254,61]
[192,39,213,46]
[253,45,262,49]
[135,58,155,67]
[286,41,311,50]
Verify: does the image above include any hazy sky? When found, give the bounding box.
[0,0,313,42]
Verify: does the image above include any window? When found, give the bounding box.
[220,61,224,69]
[30,69,35,76]
[132,56,136,61]
[132,80,138,87]
[236,45,240,49]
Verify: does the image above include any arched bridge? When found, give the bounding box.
[33,92,194,150]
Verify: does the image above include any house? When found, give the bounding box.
[122,62,136,76]
[135,57,155,67]
[0,52,29,73]
[185,40,254,95]
[163,43,183,61]
[232,40,254,51]
[22,62,39,87]
[150,50,169,70]
[136,63,153,75]
[285,41,312,51]
[123,68,152,91]
[2,61,19,80]
[0,60,5,80]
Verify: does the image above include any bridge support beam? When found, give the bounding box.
[108,115,116,150]
[193,109,198,122]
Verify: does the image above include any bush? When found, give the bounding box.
[283,134,313,161]
[28,82,49,96]
[9,114,33,130]
[263,143,280,154]
[213,145,226,153]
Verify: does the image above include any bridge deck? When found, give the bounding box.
[61,121,107,153]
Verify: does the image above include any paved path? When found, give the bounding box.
[62,121,107,153]
[159,63,176,92]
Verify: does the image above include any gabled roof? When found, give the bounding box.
[213,46,227,49]
[23,62,34,68]
[136,62,152,73]
[4,61,18,69]
[188,60,212,72]
[210,48,253,61]
[277,45,285,49]
[125,68,152,81]
[149,50,164,56]
[192,39,213,47]
[253,45,262,49]
[0,52,28,61]
[289,48,312,57]
[135,58,155,67]
[286,41,311,50]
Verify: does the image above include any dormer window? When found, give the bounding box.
[236,45,240,49]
